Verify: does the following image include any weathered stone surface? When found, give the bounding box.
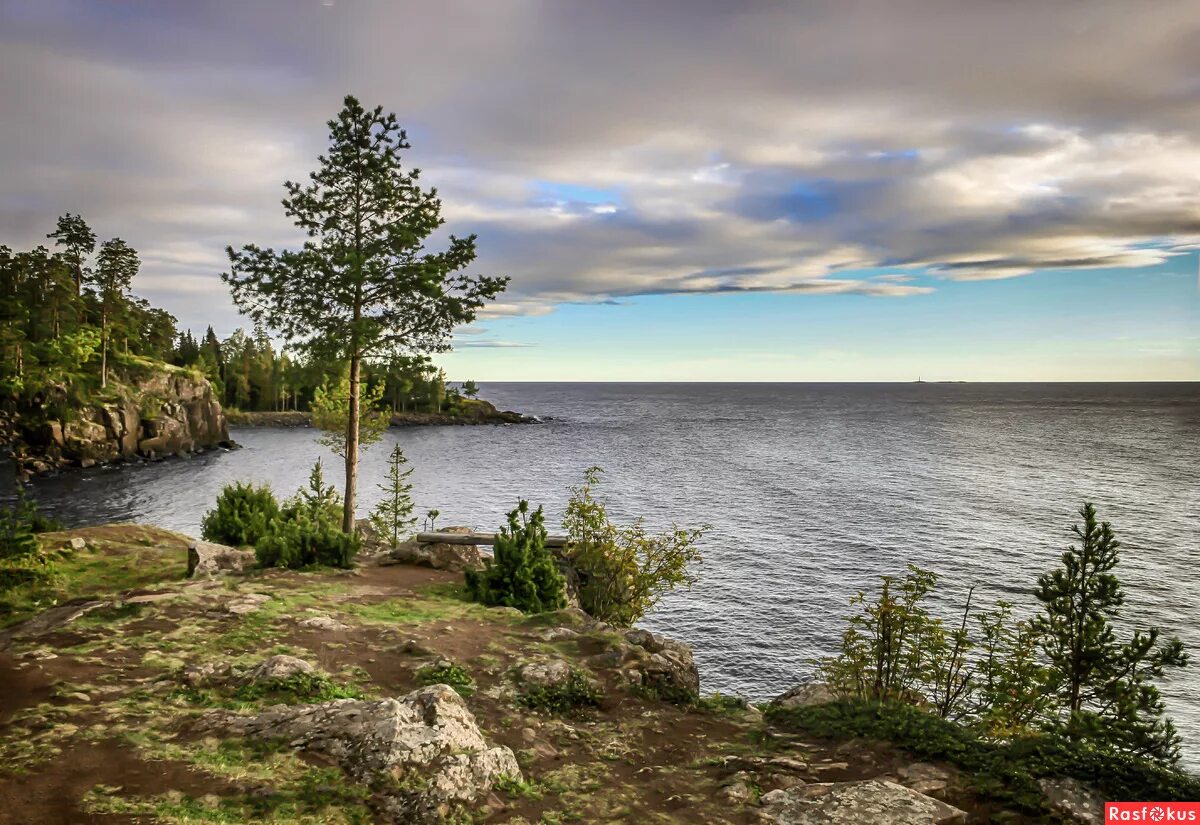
[1038,777,1104,825]
[181,661,234,688]
[187,540,256,578]
[238,655,316,685]
[15,369,234,477]
[895,762,953,798]
[385,527,485,572]
[202,684,519,823]
[516,659,573,687]
[758,780,966,825]
[772,682,839,709]
[299,614,350,632]
[624,628,701,697]
[68,537,87,551]
[225,593,271,615]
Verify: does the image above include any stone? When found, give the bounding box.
[68,537,87,551]
[181,661,234,688]
[387,528,485,572]
[238,655,316,685]
[188,540,256,578]
[299,614,350,632]
[896,762,953,798]
[758,780,967,825]
[772,682,839,709]
[225,593,271,615]
[1038,777,1104,825]
[625,628,700,697]
[201,684,519,823]
[718,775,756,804]
[516,659,573,688]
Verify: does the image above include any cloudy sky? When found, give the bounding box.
[2,0,1198,380]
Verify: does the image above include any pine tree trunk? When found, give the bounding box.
[100,309,108,388]
[343,353,361,533]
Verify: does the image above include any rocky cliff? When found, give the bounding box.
[8,366,233,478]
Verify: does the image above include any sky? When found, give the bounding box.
[1,0,1198,381]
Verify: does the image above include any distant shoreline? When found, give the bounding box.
[226,406,536,429]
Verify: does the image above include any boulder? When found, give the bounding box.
[758,780,967,825]
[238,655,316,685]
[201,684,520,823]
[386,527,485,572]
[625,628,700,697]
[187,540,256,578]
[180,660,234,688]
[895,762,954,798]
[1038,777,1104,825]
[516,659,573,688]
[772,682,839,709]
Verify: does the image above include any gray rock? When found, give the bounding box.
[626,628,701,697]
[299,614,350,632]
[387,528,485,572]
[516,659,573,687]
[202,684,519,823]
[758,780,966,825]
[238,655,316,685]
[1038,777,1104,825]
[181,661,233,688]
[772,682,839,709]
[896,762,953,798]
[188,540,256,578]
[225,593,271,615]
[68,537,87,551]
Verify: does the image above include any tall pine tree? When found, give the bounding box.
[224,95,507,532]
[93,238,139,388]
[1032,503,1188,762]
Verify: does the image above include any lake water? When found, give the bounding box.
[14,382,1200,762]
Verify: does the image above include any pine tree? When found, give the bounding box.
[46,213,95,298]
[1032,503,1188,762]
[465,500,566,614]
[93,237,139,387]
[369,444,416,547]
[224,95,508,532]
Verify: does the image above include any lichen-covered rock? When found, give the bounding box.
[1038,777,1104,825]
[758,780,967,825]
[895,762,954,798]
[772,682,839,709]
[516,659,573,687]
[238,655,316,685]
[180,660,234,688]
[200,684,519,823]
[384,527,485,572]
[625,628,701,697]
[187,540,256,578]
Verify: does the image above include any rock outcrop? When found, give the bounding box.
[200,684,520,823]
[381,526,486,572]
[12,366,234,477]
[758,779,967,825]
[187,540,256,578]
[772,681,839,709]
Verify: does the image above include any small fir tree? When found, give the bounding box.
[369,444,416,547]
[1032,503,1188,762]
[293,459,341,524]
[465,500,566,614]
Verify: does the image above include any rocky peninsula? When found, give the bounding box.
[0,525,1116,824]
[226,397,535,429]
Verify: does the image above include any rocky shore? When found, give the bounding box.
[4,366,235,480]
[0,525,1112,824]
[226,398,536,429]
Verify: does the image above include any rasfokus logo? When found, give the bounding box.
[1106,803,1200,822]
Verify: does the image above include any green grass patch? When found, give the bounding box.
[340,596,463,626]
[766,699,1200,810]
[233,672,364,704]
[416,661,476,696]
[518,670,603,715]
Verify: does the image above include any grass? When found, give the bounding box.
[518,670,603,715]
[0,526,189,627]
[416,661,476,696]
[766,699,1200,811]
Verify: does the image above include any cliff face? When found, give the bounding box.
[13,368,233,477]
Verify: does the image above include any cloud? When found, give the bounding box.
[3,0,1200,334]
[453,340,537,349]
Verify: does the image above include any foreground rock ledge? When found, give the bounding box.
[198,683,520,823]
[759,779,967,825]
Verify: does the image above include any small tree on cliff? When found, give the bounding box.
[1032,503,1188,762]
[224,95,508,532]
[93,238,138,388]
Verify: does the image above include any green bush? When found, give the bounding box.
[563,466,707,627]
[518,670,603,714]
[465,500,565,614]
[200,482,280,546]
[0,491,54,595]
[255,509,359,570]
[766,699,1200,810]
[416,661,475,696]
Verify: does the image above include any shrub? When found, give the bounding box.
[563,466,707,627]
[416,661,475,696]
[255,509,359,570]
[232,672,363,704]
[766,700,1200,809]
[0,490,54,593]
[518,670,602,714]
[200,482,279,546]
[465,500,565,614]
